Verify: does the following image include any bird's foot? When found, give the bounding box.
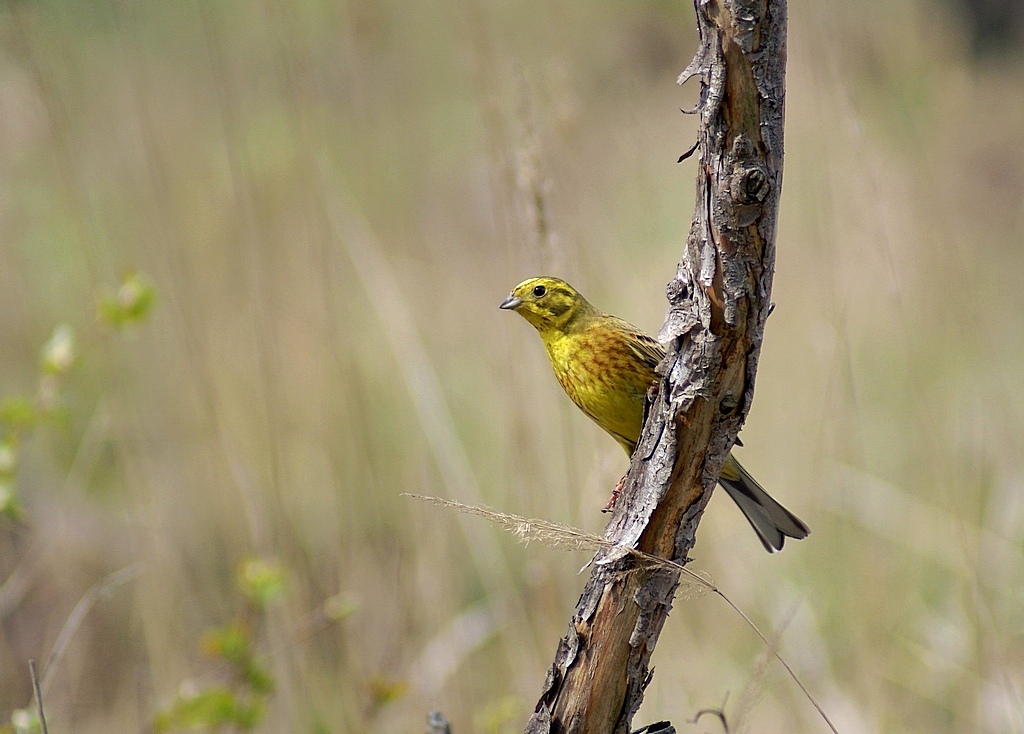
[602,474,627,513]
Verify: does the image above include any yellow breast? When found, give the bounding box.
[542,322,656,454]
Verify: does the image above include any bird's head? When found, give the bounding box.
[499,276,596,335]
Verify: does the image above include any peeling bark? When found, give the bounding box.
[524,1,787,732]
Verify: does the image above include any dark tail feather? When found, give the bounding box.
[718,461,810,553]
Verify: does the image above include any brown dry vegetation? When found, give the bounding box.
[0,0,1023,732]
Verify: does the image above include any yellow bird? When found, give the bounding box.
[500,276,809,553]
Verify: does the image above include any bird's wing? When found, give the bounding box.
[606,316,666,372]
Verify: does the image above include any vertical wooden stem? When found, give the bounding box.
[524,1,787,732]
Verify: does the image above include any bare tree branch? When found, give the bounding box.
[524,1,789,732]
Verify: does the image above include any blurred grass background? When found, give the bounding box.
[1,0,1023,731]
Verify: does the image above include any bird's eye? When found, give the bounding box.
[532,285,547,297]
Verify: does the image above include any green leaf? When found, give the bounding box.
[40,324,76,375]
[0,481,25,522]
[154,686,263,732]
[0,398,39,431]
[237,557,286,607]
[0,441,17,477]
[242,660,274,695]
[201,622,252,665]
[8,708,40,734]
[98,272,156,328]
[368,676,408,706]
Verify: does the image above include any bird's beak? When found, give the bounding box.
[499,294,522,310]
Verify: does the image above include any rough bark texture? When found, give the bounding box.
[523,1,786,733]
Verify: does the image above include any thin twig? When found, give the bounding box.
[691,706,728,732]
[677,138,700,163]
[29,659,49,734]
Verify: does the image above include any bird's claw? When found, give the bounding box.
[603,474,627,513]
